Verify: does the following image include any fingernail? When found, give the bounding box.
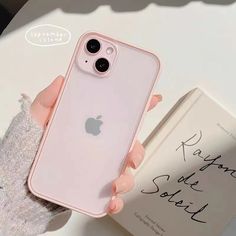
[130,160,137,169]
[154,94,163,102]
[131,154,143,169]
[109,200,117,211]
[114,177,127,194]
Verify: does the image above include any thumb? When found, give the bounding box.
[31,76,64,127]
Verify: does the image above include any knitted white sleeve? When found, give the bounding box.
[0,95,69,236]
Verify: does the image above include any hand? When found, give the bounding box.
[31,76,162,214]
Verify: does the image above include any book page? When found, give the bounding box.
[112,89,236,236]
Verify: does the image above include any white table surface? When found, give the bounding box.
[0,0,236,235]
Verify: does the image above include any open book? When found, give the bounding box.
[111,88,236,236]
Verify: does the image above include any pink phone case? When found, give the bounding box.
[28,32,160,217]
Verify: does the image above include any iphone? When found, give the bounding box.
[28,32,160,217]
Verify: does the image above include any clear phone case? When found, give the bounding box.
[28,32,160,217]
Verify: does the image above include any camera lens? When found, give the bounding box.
[95,58,109,73]
[86,39,101,54]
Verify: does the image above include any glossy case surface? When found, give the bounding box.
[28,32,160,217]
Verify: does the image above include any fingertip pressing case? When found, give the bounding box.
[28,32,160,217]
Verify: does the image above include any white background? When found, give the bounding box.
[0,0,236,235]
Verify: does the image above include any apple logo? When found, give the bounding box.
[85,115,103,136]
